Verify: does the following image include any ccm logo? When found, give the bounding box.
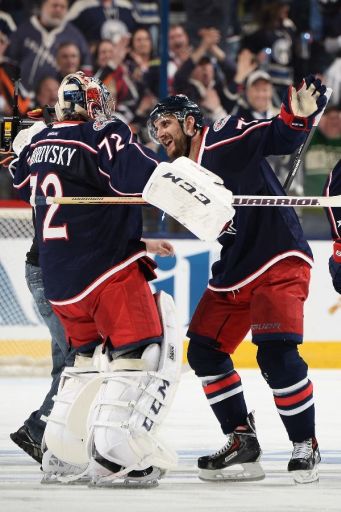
[162,172,211,205]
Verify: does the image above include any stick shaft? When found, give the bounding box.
[39,195,341,208]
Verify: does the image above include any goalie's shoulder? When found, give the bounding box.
[91,116,133,143]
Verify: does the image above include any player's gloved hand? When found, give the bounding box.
[333,239,341,263]
[12,121,46,156]
[280,75,327,130]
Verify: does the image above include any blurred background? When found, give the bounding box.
[0,0,340,239]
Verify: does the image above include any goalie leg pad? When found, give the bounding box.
[88,291,183,476]
[44,364,104,465]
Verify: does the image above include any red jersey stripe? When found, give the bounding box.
[204,372,240,395]
[274,382,313,407]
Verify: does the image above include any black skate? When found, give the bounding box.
[288,437,321,484]
[198,411,265,481]
[89,450,164,488]
[10,425,42,464]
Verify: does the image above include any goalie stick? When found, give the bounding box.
[283,87,333,192]
[35,194,341,208]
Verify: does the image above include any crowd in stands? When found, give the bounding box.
[0,0,340,235]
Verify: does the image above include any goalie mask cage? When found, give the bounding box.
[0,205,52,375]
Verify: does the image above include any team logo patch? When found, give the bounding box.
[92,118,113,131]
[213,115,230,132]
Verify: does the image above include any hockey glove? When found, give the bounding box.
[280,75,327,131]
[333,239,341,263]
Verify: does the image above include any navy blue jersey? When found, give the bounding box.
[14,118,159,302]
[196,115,313,290]
[324,159,341,293]
[324,159,341,239]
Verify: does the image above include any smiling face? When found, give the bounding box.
[246,79,273,113]
[152,114,196,160]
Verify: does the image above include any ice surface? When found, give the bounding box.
[1,369,340,512]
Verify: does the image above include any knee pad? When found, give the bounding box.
[256,341,308,389]
[88,291,183,476]
[187,336,234,377]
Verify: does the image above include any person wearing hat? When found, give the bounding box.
[232,69,279,120]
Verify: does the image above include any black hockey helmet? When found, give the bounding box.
[147,94,203,144]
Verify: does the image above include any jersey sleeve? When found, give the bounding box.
[324,160,341,239]
[208,113,306,158]
[329,257,341,294]
[96,120,159,195]
[12,146,32,203]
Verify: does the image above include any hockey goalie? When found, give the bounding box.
[42,291,182,487]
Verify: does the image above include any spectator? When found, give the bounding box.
[173,28,236,123]
[305,104,341,195]
[241,0,297,102]
[33,75,59,109]
[125,27,155,85]
[94,38,139,123]
[168,24,192,79]
[6,0,92,97]
[183,0,238,53]
[232,69,278,119]
[66,0,160,48]
[56,41,81,79]
[311,1,341,104]
[0,11,30,116]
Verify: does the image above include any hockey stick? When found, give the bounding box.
[283,87,333,192]
[36,194,341,207]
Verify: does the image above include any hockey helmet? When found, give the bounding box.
[147,94,203,144]
[55,71,115,121]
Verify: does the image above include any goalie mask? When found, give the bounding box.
[55,71,115,121]
[147,94,203,144]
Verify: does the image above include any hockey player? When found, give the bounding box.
[11,71,180,487]
[147,78,327,484]
[324,159,341,293]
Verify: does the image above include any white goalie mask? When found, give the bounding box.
[55,71,115,121]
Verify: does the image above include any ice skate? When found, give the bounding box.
[10,425,43,464]
[89,451,164,488]
[288,437,321,484]
[41,450,89,484]
[198,411,265,481]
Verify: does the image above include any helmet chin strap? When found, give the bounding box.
[182,124,197,157]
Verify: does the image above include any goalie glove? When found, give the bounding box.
[142,156,235,242]
[280,75,327,131]
[333,239,341,263]
[12,121,47,156]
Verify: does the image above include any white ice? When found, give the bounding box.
[1,369,341,512]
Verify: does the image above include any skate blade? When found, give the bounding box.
[89,467,163,488]
[291,467,319,485]
[199,462,265,482]
[41,474,90,485]
[89,476,159,488]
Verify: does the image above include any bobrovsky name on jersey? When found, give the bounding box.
[30,145,77,166]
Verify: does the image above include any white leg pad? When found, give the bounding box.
[88,291,183,474]
[44,367,104,465]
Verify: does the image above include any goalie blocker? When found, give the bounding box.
[43,291,182,486]
[142,157,235,241]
